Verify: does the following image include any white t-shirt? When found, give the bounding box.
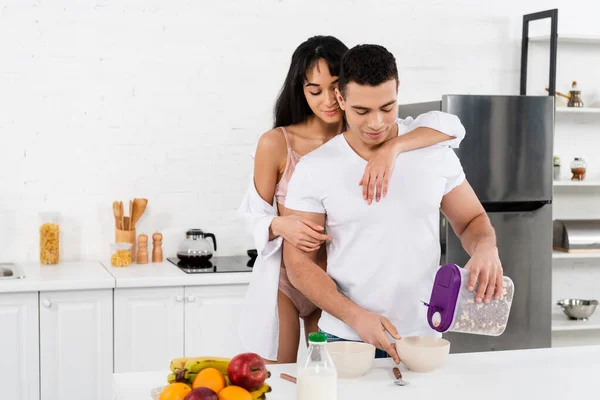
[285,121,466,340]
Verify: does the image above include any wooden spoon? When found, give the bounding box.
[131,198,148,229]
[112,201,121,229]
[119,201,124,231]
[129,200,133,230]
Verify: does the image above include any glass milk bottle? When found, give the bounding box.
[297,332,337,400]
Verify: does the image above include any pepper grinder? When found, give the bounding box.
[568,81,584,108]
[152,232,163,263]
[137,234,149,264]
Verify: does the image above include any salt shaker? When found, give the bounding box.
[152,233,163,263]
[137,234,149,264]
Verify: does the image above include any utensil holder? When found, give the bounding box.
[116,228,136,262]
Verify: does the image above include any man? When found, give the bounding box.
[283,44,503,364]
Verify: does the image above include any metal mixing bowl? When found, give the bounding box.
[557,299,599,320]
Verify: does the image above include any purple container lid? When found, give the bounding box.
[425,264,462,332]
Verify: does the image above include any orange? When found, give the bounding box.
[192,367,227,393]
[159,382,192,400]
[218,386,252,400]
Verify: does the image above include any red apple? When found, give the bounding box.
[227,352,268,391]
[184,387,218,400]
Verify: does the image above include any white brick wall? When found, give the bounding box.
[1,0,599,262]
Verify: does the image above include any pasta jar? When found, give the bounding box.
[39,212,60,265]
[111,243,133,267]
[424,264,514,336]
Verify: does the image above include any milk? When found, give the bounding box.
[297,332,338,400]
[297,367,337,400]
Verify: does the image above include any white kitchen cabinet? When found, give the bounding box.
[114,286,185,373]
[39,289,112,400]
[0,292,40,400]
[184,284,248,357]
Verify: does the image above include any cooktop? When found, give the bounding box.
[167,255,254,274]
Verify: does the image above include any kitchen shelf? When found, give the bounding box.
[553,180,600,187]
[552,250,600,260]
[552,313,600,332]
[556,107,600,114]
[529,34,600,44]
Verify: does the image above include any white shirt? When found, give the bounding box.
[285,119,466,340]
[238,111,465,360]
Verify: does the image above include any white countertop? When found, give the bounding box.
[0,256,252,293]
[113,345,600,400]
[0,261,115,293]
[101,258,251,288]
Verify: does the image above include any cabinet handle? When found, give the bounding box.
[187,295,196,303]
[175,295,183,302]
[42,299,52,308]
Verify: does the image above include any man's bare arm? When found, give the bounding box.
[441,180,502,304]
[440,180,496,256]
[282,208,401,363]
[282,210,362,325]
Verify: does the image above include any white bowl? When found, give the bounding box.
[326,341,375,379]
[395,336,450,373]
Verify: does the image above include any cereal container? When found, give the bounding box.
[39,212,60,265]
[111,243,133,267]
[424,264,514,336]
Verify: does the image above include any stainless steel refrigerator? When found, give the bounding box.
[398,95,554,353]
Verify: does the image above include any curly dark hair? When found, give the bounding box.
[338,44,398,98]
[273,36,349,128]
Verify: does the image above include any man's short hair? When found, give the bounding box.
[338,44,399,98]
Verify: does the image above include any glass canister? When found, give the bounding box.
[39,212,60,265]
[424,264,515,336]
[110,243,133,267]
[571,157,587,181]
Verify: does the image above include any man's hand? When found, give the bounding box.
[351,310,402,364]
[464,243,503,304]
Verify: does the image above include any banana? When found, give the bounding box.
[184,357,231,375]
[166,371,198,385]
[167,373,176,384]
[170,356,231,373]
[250,383,272,400]
[169,358,187,372]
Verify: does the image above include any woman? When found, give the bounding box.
[239,35,465,363]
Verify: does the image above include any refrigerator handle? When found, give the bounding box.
[520,9,558,96]
[483,201,551,213]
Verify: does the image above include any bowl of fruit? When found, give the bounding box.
[153,353,272,400]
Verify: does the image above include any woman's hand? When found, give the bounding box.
[359,140,400,204]
[272,215,331,252]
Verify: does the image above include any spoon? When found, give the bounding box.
[131,198,148,229]
[393,367,409,386]
[119,201,124,231]
[112,201,121,229]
